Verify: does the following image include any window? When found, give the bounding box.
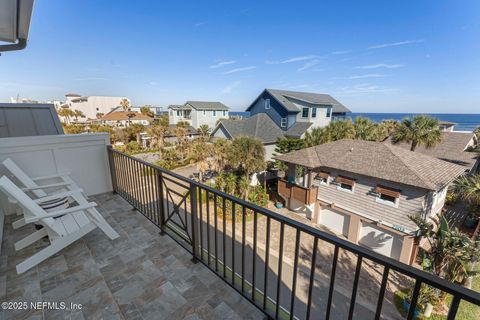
[203,110,206,116]
[280,118,287,127]
[302,107,309,118]
[96,107,99,111]
[326,107,331,117]
[314,171,330,185]
[213,110,217,117]
[177,110,181,116]
[265,99,271,109]
[312,107,317,118]
[336,176,355,193]
[223,110,227,116]
[375,185,400,207]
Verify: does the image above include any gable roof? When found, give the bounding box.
[168,104,191,111]
[216,113,285,144]
[247,89,350,114]
[186,101,229,111]
[275,139,466,191]
[99,112,153,121]
[384,132,478,169]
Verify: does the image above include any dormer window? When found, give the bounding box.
[315,171,330,185]
[375,185,401,207]
[280,118,287,127]
[265,99,271,109]
[336,176,355,193]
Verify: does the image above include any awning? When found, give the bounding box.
[0,0,35,52]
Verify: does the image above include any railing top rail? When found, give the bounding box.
[108,146,480,305]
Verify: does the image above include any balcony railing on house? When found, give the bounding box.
[107,146,480,320]
[278,179,318,206]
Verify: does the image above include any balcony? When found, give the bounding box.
[278,179,318,206]
[1,139,479,320]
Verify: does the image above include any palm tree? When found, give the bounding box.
[197,124,211,141]
[327,118,356,141]
[57,108,75,124]
[140,106,154,117]
[229,136,266,198]
[127,123,145,144]
[73,109,85,122]
[174,125,189,160]
[189,141,212,182]
[120,98,130,112]
[148,123,168,149]
[225,172,238,195]
[392,115,442,151]
[126,112,137,127]
[96,112,105,119]
[304,127,331,147]
[212,138,232,171]
[353,116,376,141]
[452,174,480,205]
[410,215,480,291]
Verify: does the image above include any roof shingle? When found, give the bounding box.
[275,139,467,190]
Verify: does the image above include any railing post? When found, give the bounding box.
[156,171,166,235]
[107,146,117,194]
[189,182,199,263]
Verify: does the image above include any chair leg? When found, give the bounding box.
[12,218,26,229]
[16,223,96,274]
[14,228,48,251]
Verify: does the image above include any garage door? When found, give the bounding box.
[318,208,350,236]
[359,222,403,260]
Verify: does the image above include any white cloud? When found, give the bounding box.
[297,59,320,72]
[222,80,242,94]
[209,60,237,69]
[195,22,207,27]
[368,39,424,49]
[331,50,351,55]
[336,84,399,95]
[265,55,318,64]
[223,66,256,74]
[348,74,385,79]
[355,63,404,69]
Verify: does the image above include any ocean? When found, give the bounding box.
[229,112,480,132]
[350,113,480,132]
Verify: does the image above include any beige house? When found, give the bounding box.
[274,139,466,264]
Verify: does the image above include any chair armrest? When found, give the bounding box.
[22,182,72,191]
[33,189,84,203]
[31,172,71,181]
[25,202,97,223]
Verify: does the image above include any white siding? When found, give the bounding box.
[318,208,350,236]
[313,169,427,232]
[65,96,128,121]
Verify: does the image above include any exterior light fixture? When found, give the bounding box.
[0,0,35,53]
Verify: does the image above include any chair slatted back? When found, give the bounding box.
[2,158,47,198]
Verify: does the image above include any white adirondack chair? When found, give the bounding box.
[0,176,119,274]
[2,158,80,227]
[2,158,79,198]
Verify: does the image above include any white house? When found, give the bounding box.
[63,93,130,121]
[96,111,152,127]
[168,101,229,129]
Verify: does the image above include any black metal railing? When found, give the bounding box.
[107,147,480,320]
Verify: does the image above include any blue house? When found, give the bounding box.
[212,89,350,160]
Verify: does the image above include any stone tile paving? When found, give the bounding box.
[0,193,263,320]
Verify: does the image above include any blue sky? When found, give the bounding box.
[1,0,480,112]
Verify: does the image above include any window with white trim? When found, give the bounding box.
[314,171,330,185]
[326,107,331,117]
[213,110,217,117]
[280,118,287,127]
[336,176,355,193]
[265,99,271,109]
[203,110,206,116]
[312,107,317,118]
[375,185,400,207]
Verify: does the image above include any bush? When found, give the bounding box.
[445,191,458,206]
[123,141,143,154]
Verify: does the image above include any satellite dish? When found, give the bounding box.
[0,0,35,53]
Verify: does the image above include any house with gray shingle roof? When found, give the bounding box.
[168,101,229,129]
[274,139,467,264]
[212,88,349,160]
